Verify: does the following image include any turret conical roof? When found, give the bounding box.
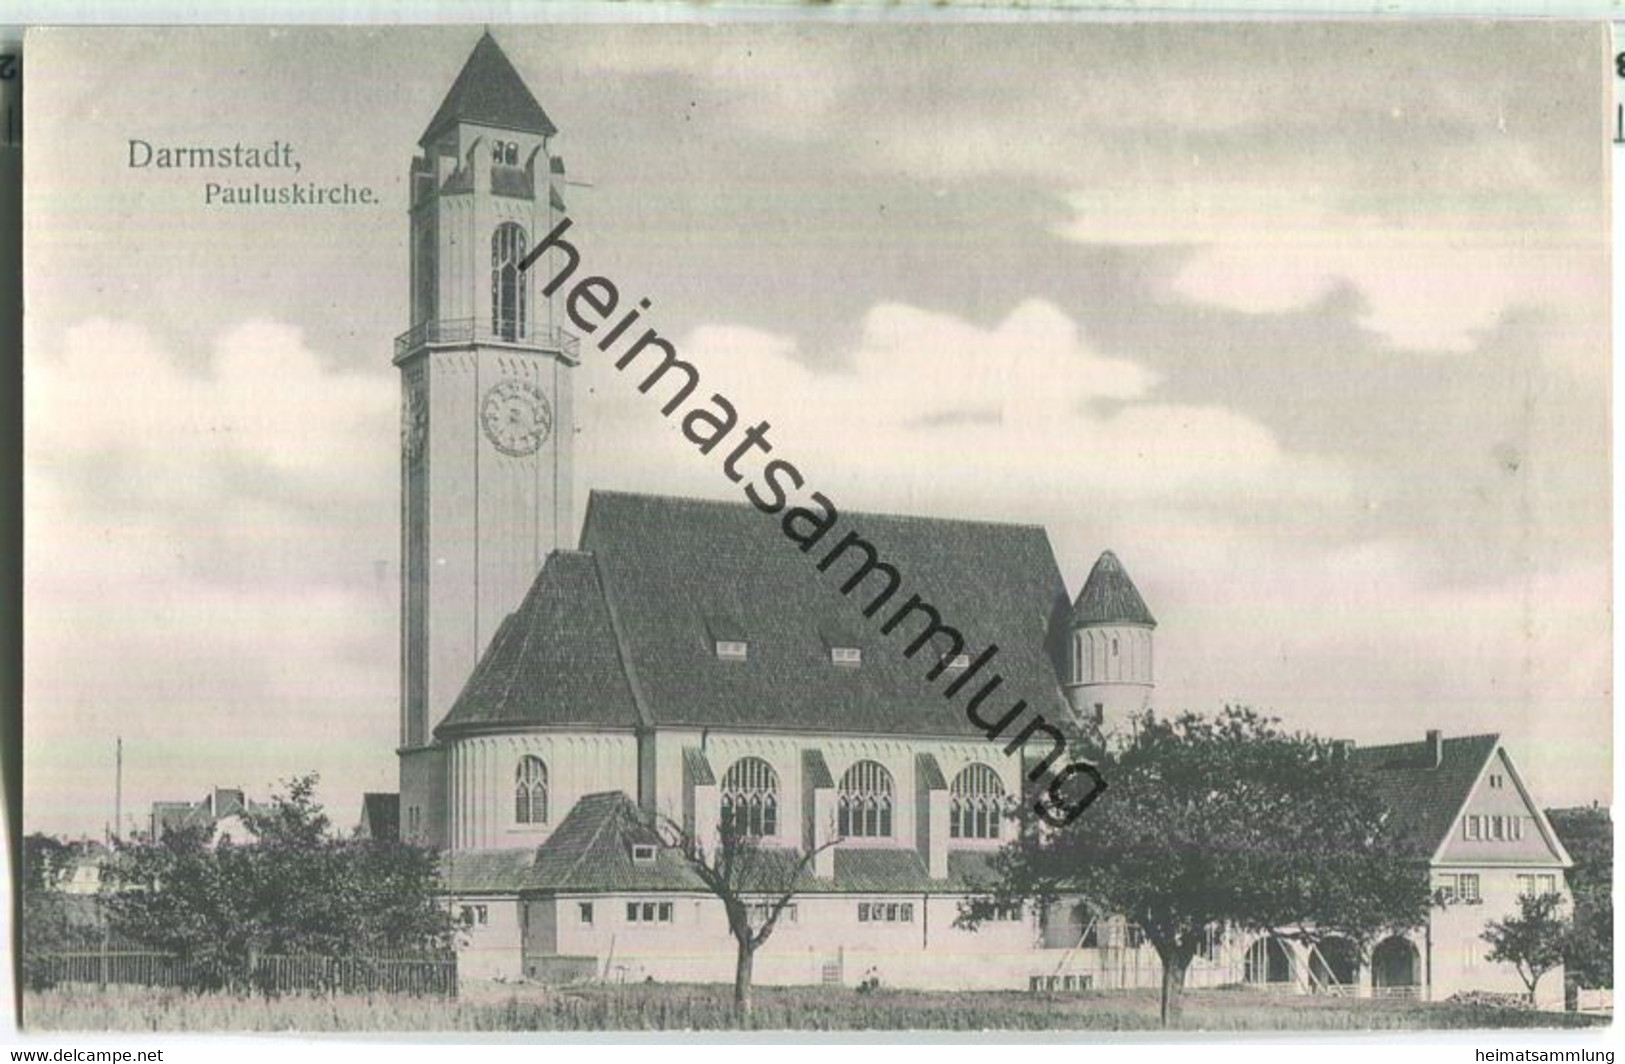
[420,32,557,146]
[1072,550,1156,627]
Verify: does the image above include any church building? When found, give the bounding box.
[387,34,1573,1006]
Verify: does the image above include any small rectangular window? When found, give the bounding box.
[1464,815,1480,840]
[716,640,749,661]
[1539,875,1557,895]
[831,646,862,666]
[900,903,914,923]
[858,903,870,922]
[579,902,594,925]
[642,902,657,923]
[657,902,673,923]
[1510,818,1523,841]
[631,844,657,863]
[1437,875,1458,903]
[1459,874,1480,903]
[885,904,898,922]
[626,902,640,922]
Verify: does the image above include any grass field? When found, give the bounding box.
[23,982,1610,1033]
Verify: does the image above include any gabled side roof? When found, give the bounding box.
[436,551,641,737]
[420,32,557,146]
[360,793,400,841]
[437,790,1005,896]
[1349,732,1569,866]
[1350,734,1498,857]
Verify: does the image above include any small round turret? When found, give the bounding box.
[1064,551,1156,733]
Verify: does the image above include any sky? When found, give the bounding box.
[22,22,1612,838]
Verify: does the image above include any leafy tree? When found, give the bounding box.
[640,806,839,1026]
[1547,805,1611,990]
[19,837,106,987]
[962,707,1432,1027]
[103,774,454,988]
[1483,892,1571,1003]
[21,833,82,891]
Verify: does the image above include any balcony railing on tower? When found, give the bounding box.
[394,317,580,362]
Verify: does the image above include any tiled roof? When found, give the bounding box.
[571,491,1074,739]
[1349,733,1500,857]
[1071,551,1156,627]
[441,848,540,894]
[466,790,1006,896]
[421,32,557,145]
[436,551,641,737]
[803,749,834,790]
[529,793,696,892]
[916,753,947,792]
[360,793,400,841]
[683,747,716,787]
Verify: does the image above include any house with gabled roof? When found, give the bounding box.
[389,33,1576,1000]
[1351,733,1573,1007]
[149,787,267,846]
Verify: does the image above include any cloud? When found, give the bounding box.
[1053,185,1605,356]
[577,298,1350,524]
[25,319,400,835]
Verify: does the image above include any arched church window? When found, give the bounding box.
[720,757,778,838]
[491,222,528,342]
[514,755,548,825]
[837,760,893,838]
[950,763,1006,840]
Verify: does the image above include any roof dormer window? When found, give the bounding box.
[831,646,862,666]
[705,613,747,661]
[630,843,657,864]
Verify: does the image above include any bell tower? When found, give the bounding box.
[397,32,577,843]
[1064,551,1156,736]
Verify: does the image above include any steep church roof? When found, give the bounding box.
[1071,550,1156,627]
[437,551,641,735]
[437,491,1075,740]
[420,31,558,146]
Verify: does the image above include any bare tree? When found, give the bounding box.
[635,806,840,1025]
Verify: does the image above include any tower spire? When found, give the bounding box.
[420,32,556,147]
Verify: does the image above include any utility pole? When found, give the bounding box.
[113,736,122,841]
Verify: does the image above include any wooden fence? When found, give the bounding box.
[26,950,458,997]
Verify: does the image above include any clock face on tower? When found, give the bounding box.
[481,378,553,457]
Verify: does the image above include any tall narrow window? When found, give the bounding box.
[491,222,528,342]
[837,760,894,838]
[950,763,1006,840]
[514,755,548,825]
[721,756,779,838]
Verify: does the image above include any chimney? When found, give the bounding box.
[1425,730,1443,769]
